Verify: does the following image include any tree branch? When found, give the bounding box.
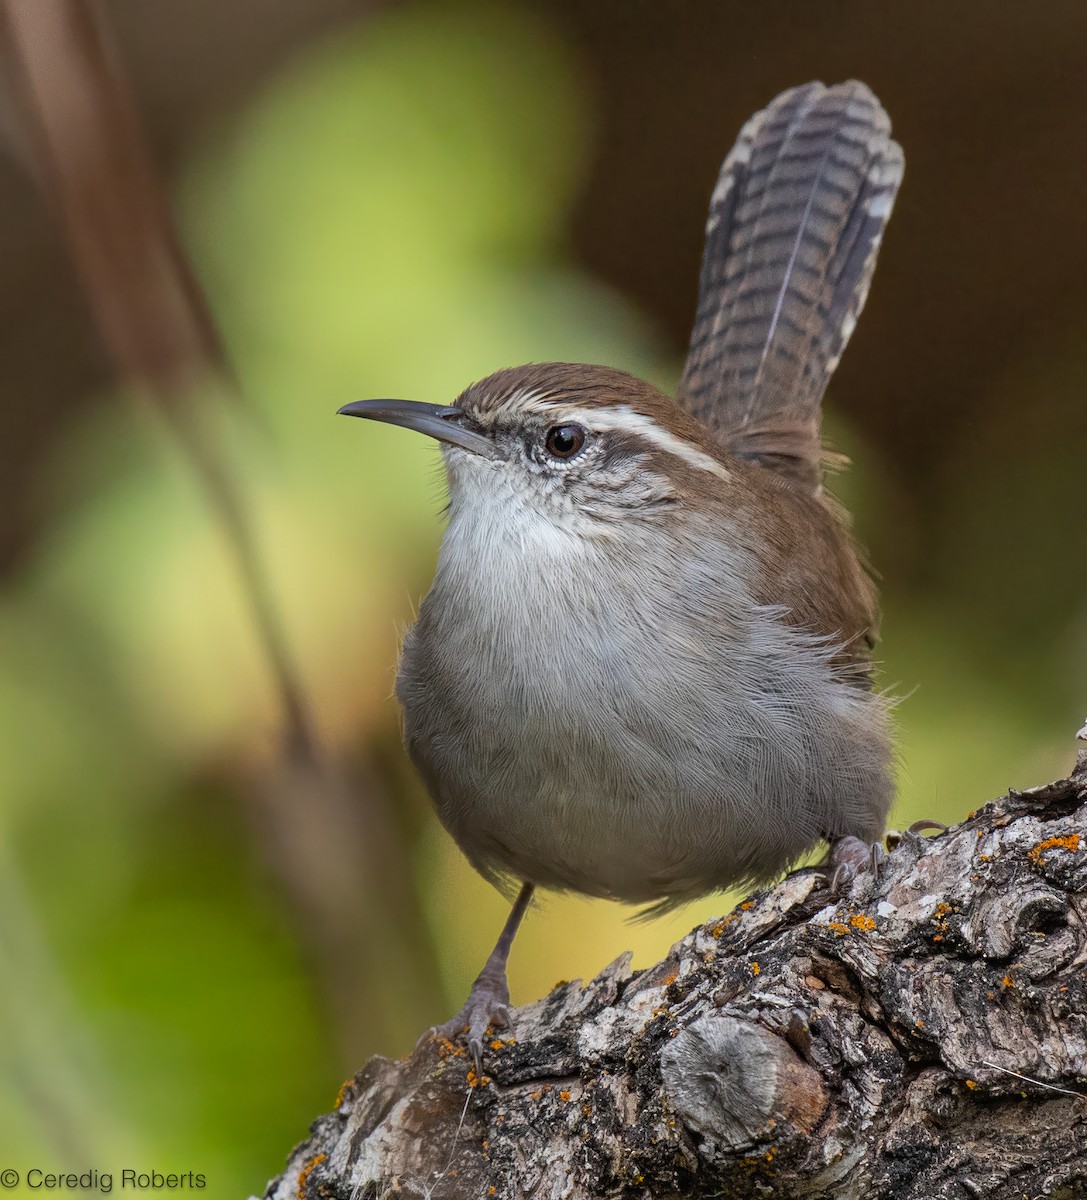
[263,738,1087,1199]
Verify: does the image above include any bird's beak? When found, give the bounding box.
[336,399,496,458]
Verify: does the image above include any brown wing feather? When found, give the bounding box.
[676,81,904,494]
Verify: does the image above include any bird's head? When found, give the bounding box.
[338,364,734,533]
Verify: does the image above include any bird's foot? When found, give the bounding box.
[425,969,512,1080]
[417,881,533,1080]
[824,834,885,894]
[822,820,948,892]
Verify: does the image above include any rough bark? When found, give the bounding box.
[264,740,1087,1200]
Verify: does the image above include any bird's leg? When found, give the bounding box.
[433,881,534,1077]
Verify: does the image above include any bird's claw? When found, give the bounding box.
[885,819,949,850]
[905,818,948,836]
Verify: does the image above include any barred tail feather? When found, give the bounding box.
[677,81,904,494]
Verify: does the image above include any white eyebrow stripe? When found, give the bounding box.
[550,403,732,481]
[496,387,547,417]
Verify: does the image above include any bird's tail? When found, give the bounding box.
[676,81,904,495]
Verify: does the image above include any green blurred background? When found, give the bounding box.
[1,1,1084,1194]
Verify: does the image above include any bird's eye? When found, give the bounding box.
[544,424,586,459]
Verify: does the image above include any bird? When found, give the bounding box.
[338,80,905,1069]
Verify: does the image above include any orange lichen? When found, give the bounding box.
[740,900,755,910]
[915,1019,925,1029]
[965,1079,977,1090]
[333,1078,354,1108]
[710,914,738,937]
[560,1090,572,1102]
[827,921,849,936]
[850,914,876,931]
[467,1068,490,1088]
[1002,975,1014,989]
[490,1039,505,1051]
[296,1153,327,1198]
[1029,834,1081,866]
[751,961,761,976]
[435,1036,466,1059]
[663,969,679,987]
[934,902,952,916]
[933,934,943,942]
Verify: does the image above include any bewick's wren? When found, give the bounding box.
[340,80,904,1067]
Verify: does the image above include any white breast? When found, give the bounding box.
[398,452,894,904]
